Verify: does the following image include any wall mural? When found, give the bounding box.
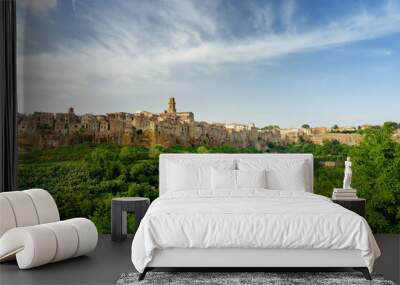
[17,0,400,233]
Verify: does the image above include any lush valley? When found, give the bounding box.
[18,124,400,233]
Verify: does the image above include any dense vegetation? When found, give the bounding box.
[351,124,400,233]
[18,125,400,233]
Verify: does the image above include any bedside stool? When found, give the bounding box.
[111,197,150,242]
[332,198,366,218]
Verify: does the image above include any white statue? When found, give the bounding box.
[343,156,352,189]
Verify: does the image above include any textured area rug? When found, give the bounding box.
[116,272,396,285]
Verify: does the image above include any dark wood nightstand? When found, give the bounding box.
[332,198,366,218]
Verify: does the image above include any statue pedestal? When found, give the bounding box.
[332,188,358,199]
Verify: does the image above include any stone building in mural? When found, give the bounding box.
[18,97,391,150]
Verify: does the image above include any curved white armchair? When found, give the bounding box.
[0,189,98,269]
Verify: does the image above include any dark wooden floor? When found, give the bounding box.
[0,234,399,285]
[0,235,134,285]
[374,234,400,284]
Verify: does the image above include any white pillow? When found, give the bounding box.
[236,169,267,189]
[211,169,268,190]
[266,160,307,191]
[211,168,236,190]
[238,159,308,191]
[167,159,235,192]
[167,163,208,191]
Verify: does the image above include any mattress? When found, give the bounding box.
[131,190,380,273]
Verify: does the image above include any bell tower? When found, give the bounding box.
[167,97,176,114]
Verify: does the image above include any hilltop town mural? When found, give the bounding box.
[18,97,377,150]
[16,0,400,234]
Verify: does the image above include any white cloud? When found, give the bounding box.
[19,0,400,113]
[31,0,400,68]
[149,2,400,65]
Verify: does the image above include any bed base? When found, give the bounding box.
[138,267,371,281]
[138,248,372,281]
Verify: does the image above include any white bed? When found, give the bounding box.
[131,154,380,280]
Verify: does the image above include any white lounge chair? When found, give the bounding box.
[0,189,98,269]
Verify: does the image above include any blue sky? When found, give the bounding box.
[17,0,400,128]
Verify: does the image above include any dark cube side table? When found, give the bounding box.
[332,198,366,218]
[111,197,150,242]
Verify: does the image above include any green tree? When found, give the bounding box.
[383,121,400,129]
[148,144,166,158]
[314,163,343,197]
[302,124,310,129]
[196,146,209,153]
[85,148,125,181]
[129,160,158,185]
[261,125,279,130]
[89,193,113,234]
[209,145,239,153]
[238,146,260,153]
[350,124,400,233]
[128,182,159,201]
[119,146,146,163]
[98,179,128,194]
[316,140,349,161]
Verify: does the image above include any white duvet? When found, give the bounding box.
[131,190,380,273]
